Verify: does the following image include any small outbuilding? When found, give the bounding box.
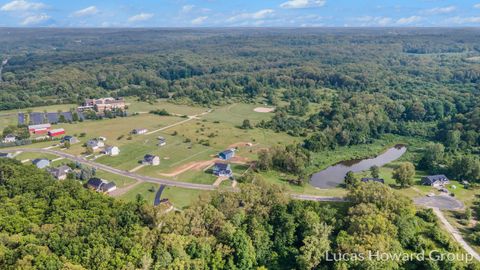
[218,149,235,160]
[132,128,148,135]
[212,163,233,177]
[143,154,160,166]
[422,175,450,187]
[157,137,166,146]
[32,158,50,169]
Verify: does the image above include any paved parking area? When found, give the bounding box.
[414,195,464,210]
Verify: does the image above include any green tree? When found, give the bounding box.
[344,171,358,188]
[393,162,416,187]
[241,119,253,129]
[370,165,380,178]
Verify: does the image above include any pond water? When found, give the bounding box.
[310,145,407,189]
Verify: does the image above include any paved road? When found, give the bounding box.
[3,148,217,191]
[290,194,347,202]
[1,148,352,203]
[432,207,480,261]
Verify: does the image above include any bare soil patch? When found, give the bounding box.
[254,107,275,113]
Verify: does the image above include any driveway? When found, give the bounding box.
[414,195,464,210]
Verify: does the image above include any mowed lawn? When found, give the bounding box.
[125,98,207,116]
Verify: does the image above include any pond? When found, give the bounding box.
[310,145,407,189]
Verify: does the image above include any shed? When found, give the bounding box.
[219,149,235,160]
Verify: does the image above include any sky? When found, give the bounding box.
[0,0,480,27]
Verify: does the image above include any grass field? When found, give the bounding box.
[117,182,160,204]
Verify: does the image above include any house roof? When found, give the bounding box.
[87,177,104,189]
[144,154,158,162]
[0,153,13,157]
[49,166,70,178]
[102,182,116,191]
[423,175,449,182]
[5,134,15,138]
[220,149,234,156]
[105,146,118,151]
[32,158,49,165]
[214,163,230,171]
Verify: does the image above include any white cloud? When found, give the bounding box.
[355,16,393,26]
[447,16,480,24]
[227,9,274,22]
[396,16,422,25]
[191,16,207,25]
[1,0,46,11]
[280,0,326,9]
[423,6,456,15]
[21,13,49,25]
[182,5,195,13]
[475,3,480,9]
[72,6,98,17]
[128,13,154,22]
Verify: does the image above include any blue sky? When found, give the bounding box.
[0,0,479,27]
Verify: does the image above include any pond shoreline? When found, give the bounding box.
[310,144,407,189]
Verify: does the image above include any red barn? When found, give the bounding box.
[48,128,66,137]
[28,124,51,134]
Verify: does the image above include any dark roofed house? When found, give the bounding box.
[62,135,80,144]
[422,175,449,187]
[361,178,385,184]
[86,177,117,193]
[212,163,233,177]
[219,149,235,160]
[86,177,104,191]
[32,158,50,169]
[0,153,14,158]
[143,154,160,165]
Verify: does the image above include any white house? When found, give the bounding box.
[143,154,160,166]
[2,134,16,143]
[86,139,105,151]
[104,146,120,156]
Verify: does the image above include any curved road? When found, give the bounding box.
[3,148,216,191]
[1,148,347,202]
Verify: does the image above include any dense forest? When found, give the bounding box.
[1,158,478,270]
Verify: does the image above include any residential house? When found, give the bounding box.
[104,146,120,156]
[86,139,105,151]
[48,128,66,137]
[62,135,79,144]
[218,149,235,160]
[132,128,148,135]
[143,154,160,166]
[48,165,72,180]
[361,178,385,184]
[212,163,233,177]
[32,158,50,169]
[422,175,450,187]
[2,134,16,143]
[0,152,14,158]
[86,177,117,193]
[158,137,166,146]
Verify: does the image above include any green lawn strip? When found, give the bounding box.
[160,186,211,209]
[258,170,347,197]
[117,182,160,204]
[94,170,137,188]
